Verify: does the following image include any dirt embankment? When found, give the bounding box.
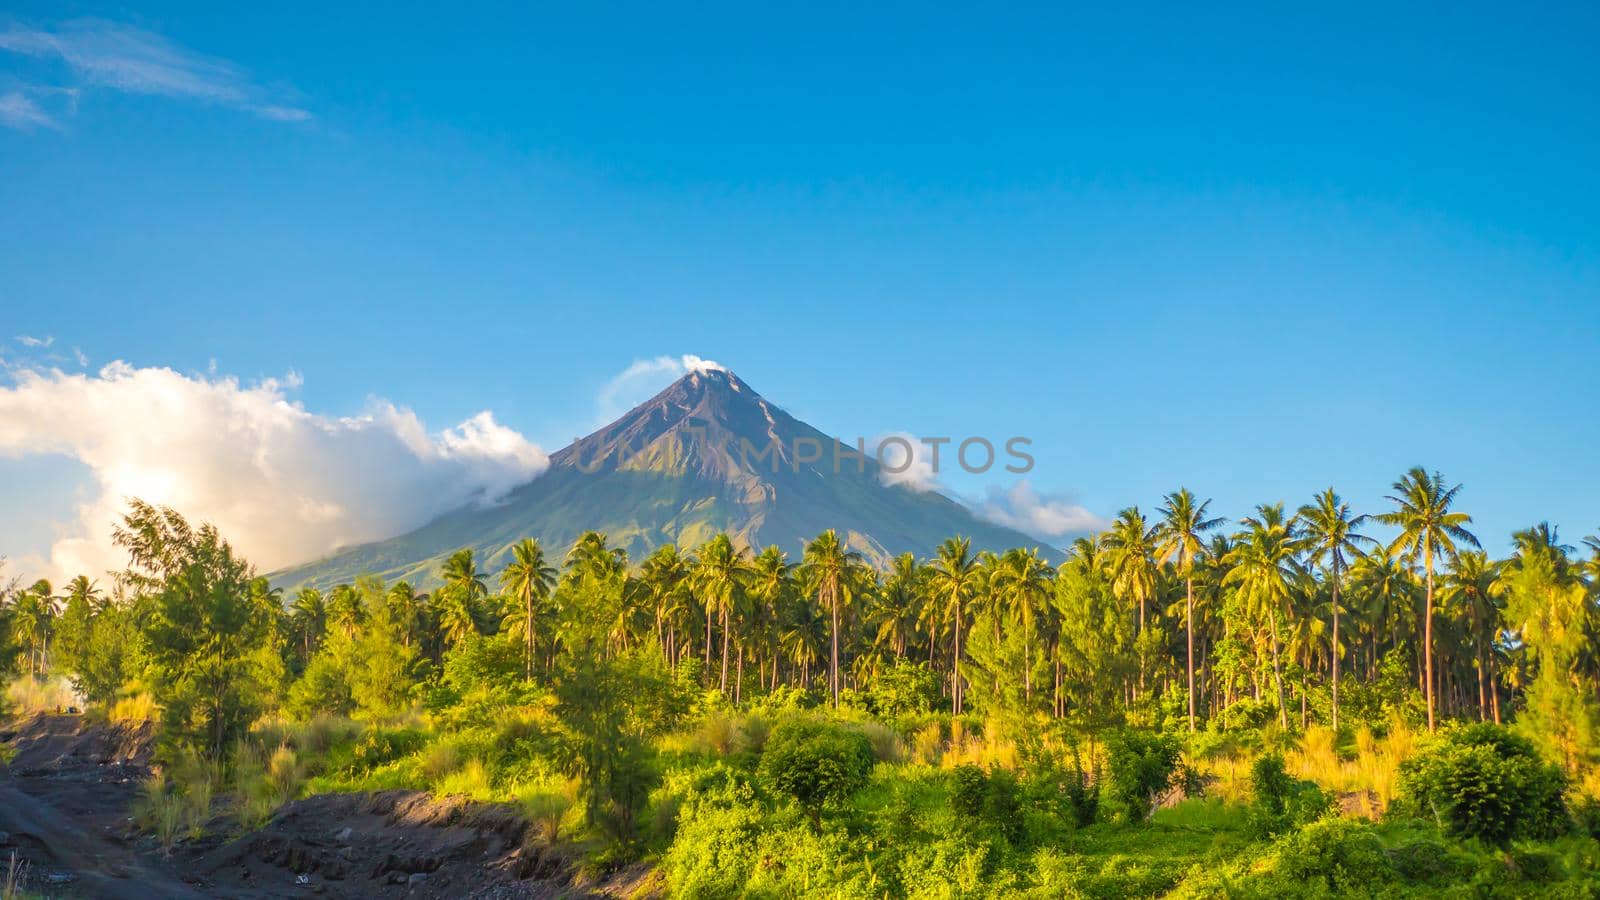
[1,715,656,899]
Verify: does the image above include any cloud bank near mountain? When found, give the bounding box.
[0,362,545,581]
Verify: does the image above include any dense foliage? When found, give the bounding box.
[3,466,1600,895]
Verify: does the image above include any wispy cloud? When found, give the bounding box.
[976,481,1108,542]
[15,334,53,348]
[595,354,726,424]
[0,19,310,127]
[0,89,57,129]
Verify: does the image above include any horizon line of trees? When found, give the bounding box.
[3,467,1599,777]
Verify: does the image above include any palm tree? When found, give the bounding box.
[385,582,426,647]
[11,585,53,675]
[1103,507,1159,690]
[565,531,627,582]
[993,547,1052,702]
[928,537,979,714]
[500,538,556,679]
[780,596,826,689]
[64,575,103,613]
[289,588,325,656]
[442,548,489,604]
[1376,467,1479,731]
[800,530,864,707]
[692,534,749,693]
[434,586,480,647]
[1349,546,1416,678]
[1443,550,1503,721]
[749,546,795,688]
[870,553,923,659]
[1224,504,1302,729]
[640,545,692,664]
[1156,489,1223,731]
[326,584,362,639]
[1297,488,1372,731]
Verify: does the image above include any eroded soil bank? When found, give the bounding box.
[0,714,645,898]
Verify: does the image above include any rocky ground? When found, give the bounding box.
[0,714,648,898]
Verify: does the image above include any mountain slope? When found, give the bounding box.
[270,368,1057,590]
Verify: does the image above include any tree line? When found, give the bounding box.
[3,467,1599,776]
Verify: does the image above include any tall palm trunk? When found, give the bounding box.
[952,600,963,715]
[828,578,840,707]
[1423,546,1436,731]
[720,604,731,692]
[1269,607,1288,729]
[1186,577,1196,732]
[1330,562,1341,731]
[525,590,535,680]
[1476,644,1487,721]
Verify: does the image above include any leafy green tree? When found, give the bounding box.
[1103,729,1180,823]
[552,648,684,844]
[113,500,272,759]
[1054,540,1133,727]
[1499,525,1599,773]
[73,604,136,706]
[759,718,875,831]
[1377,467,1479,731]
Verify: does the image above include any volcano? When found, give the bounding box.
[270,367,1056,589]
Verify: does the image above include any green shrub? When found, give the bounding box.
[1248,753,1333,836]
[950,764,1023,845]
[1384,835,1472,885]
[347,726,427,774]
[1571,795,1600,839]
[661,767,765,897]
[1394,722,1568,846]
[759,718,876,831]
[865,660,940,718]
[1104,730,1180,823]
[1508,846,1562,884]
[1274,818,1396,894]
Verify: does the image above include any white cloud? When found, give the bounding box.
[15,334,54,348]
[0,19,311,124]
[976,481,1108,542]
[0,362,547,582]
[71,347,88,367]
[871,432,940,491]
[595,354,726,423]
[0,90,57,130]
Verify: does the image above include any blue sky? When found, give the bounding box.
[2,3,1598,577]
